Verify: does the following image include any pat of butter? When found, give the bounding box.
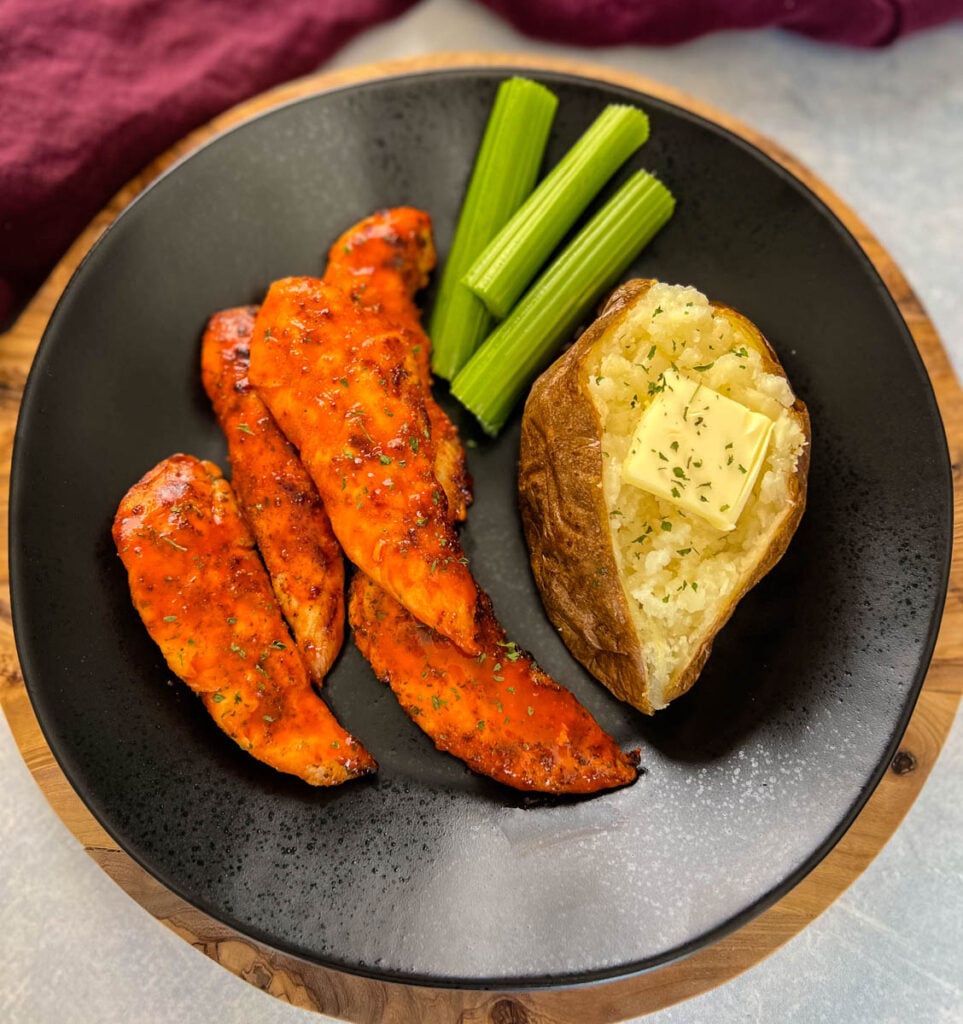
[622,370,773,531]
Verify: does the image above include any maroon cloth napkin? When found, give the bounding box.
[2,0,960,324]
[484,0,960,46]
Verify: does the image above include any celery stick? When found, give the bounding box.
[451,170,675,436]
[463,104,651,319]
[429,77,557,381]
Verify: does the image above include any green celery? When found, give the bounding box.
[451,170,675,436]
[463,104,651,319]
[429,77,558,381]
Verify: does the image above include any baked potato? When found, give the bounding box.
[518,279,810,714]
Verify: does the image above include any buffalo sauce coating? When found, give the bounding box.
[323,208,472,522]
[327,206,435,303]
[248,276,483,657]
[349,572,640,794]
[112,454,376,786]
[200,306,345,684]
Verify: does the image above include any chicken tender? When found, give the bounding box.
[323,207,472,521]
[349,571,639,794]
[248,277,483,656]
[113,454,376,786]
[201,305,345,684]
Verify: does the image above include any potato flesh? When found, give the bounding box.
[586,283,807,707]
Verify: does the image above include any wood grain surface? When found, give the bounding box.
[1,53,960,1023]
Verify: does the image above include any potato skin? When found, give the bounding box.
[519,280,811,715]
[519,281,657,715]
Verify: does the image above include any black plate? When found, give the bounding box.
[9,67,952,988]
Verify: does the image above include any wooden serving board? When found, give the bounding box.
[1,53,960,1023]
